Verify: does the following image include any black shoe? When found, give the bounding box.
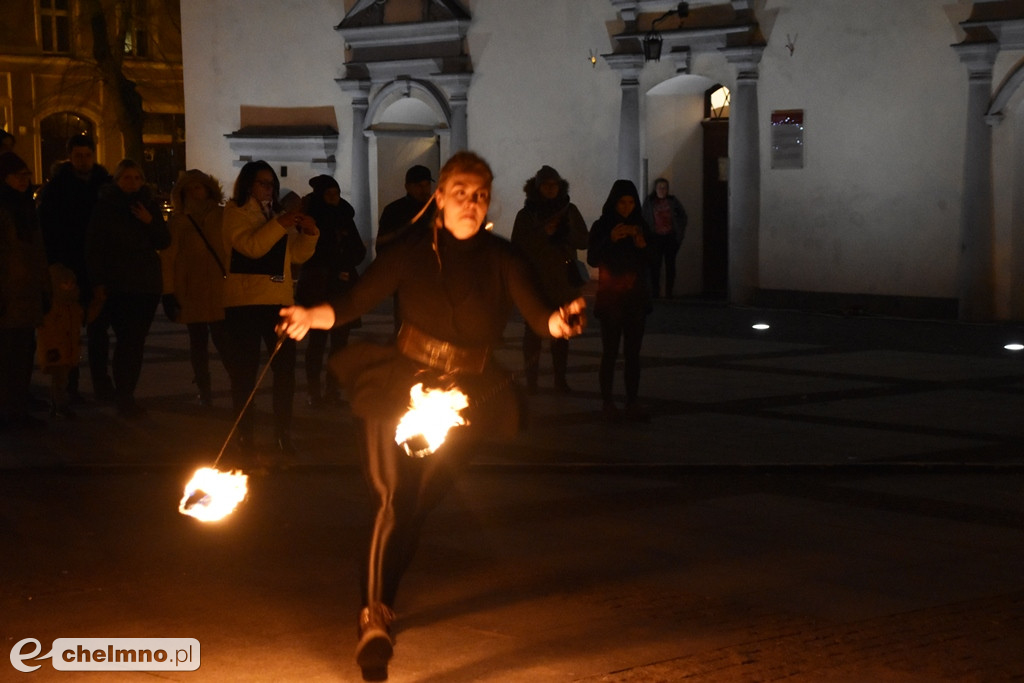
[356,604,394,681]
[554,378,572,394]
[306,393,324,408]
[29,395,50,412]
[197,390,213,407]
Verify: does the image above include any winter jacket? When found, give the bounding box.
[0,183,49,328]
[511,180,589,308]
[86,183,170,296]
[221,197,317,308]
[641,193,687,242]
[37,161,111,289]
[162,201,227,323]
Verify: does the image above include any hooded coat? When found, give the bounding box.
[587,179,654,321]
[510,167,589,308]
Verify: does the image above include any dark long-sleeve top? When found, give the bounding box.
[327,226,553,435]
[331,227,553,349]
[86,184,170,296]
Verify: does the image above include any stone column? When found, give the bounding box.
[604,53,645,187]
[954,42,999,322]
[338,79,372,250]
[723,46,764,306]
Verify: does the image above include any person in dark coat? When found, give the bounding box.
[0,152,49,431]
[588,179,654,421]
[375,164,435,336]
[297,174,367,407]
[37,134,113,401]
[277,151,586,681]
[86,159,171,418]
[641,177,687,298]
[511,165,589,393]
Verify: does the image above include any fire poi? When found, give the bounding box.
[395,383,469,457]
[178,336,286,522]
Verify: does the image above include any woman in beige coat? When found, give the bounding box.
[161,169,229,406]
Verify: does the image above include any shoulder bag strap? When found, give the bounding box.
[187,214,227,278]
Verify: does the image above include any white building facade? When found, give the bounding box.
[180,0,1024,321]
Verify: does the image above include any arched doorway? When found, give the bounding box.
[366,80,451,254]
[645,74,728,298]
[39,111,95,181]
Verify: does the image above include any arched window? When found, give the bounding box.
[40,112,95,180]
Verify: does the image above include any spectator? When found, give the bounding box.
[0,152,50,430]
[588,179,654,421]
[86,159,170,418]
[221,160,318,458]
[37,134,113,402]
[641,177,687,299]
[297,174,366,408]
[376,164,435,336]
[161,169,229,407]
[511,165,589,393]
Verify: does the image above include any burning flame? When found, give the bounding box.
[395,383,469,458]
[178,467,249,522]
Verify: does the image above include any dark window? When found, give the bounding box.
[39,0,71,53]
[124,0,150,57]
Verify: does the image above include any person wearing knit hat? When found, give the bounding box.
[1,152,50,430]
[510,164,589,394]
[309,173,340,195]
[296,174,366,407]
[0,129,15,154]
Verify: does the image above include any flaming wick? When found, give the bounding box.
[179,335,286,522]
[395,383,469,458]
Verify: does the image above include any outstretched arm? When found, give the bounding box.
[276,303,335,341]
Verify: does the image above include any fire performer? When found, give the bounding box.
[278,151,585,680]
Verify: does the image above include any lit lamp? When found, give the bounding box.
[643,2,689,63]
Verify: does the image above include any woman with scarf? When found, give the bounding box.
[588,179,654,421]
[277,151,586,680]
[510,165,589,393]
[297,174,366,407]
[86,159,170,419]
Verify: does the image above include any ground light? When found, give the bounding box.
[752,323,770,330]
[1005,343,1024,351]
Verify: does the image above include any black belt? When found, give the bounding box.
[396,323,488,374]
